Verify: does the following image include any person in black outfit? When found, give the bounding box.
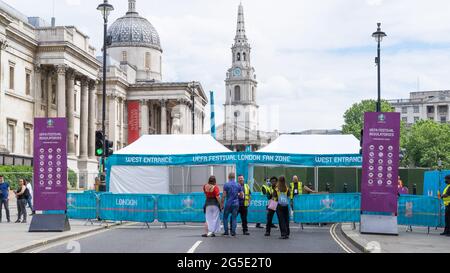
[15,179,30,224]
[265,177,279,236]
[441,175,450,236]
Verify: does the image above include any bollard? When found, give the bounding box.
[343,183,348,193]
[413,184,417,195]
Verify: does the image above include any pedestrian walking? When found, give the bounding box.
[221,173,243,237]
[15,179,30,224]
[274,176,291,240]
[441,175,450,237]
[0,175,11,223]
[24,179,35,215]
[264,177,279,236]
[202,176,221,238]
[237,175,251,236]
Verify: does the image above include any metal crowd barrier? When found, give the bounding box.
[57,192,445,230]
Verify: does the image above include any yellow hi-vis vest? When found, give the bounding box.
[443,185,450,207]
[244,184,251,207]
[290,182,303,200]
[262,185,273,196]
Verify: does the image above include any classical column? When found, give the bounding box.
[56,65,67,117]
[46,68,54,117]
[33,64,42,117]
[88,80,97,159]
[161,99,167,135]
[108,94,116,144]
[141,100,149,136]
[66,70,76,156]
[79,77,89,159]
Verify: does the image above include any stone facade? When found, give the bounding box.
[0,0,207,189]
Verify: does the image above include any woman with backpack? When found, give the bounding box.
[15,179,30,223]
[274,176,291,240]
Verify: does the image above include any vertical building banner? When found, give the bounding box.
[33,118,68,211]
[128,101,140,144]
[361,112,401,213]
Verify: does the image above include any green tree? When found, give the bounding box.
[405,120,450,169]
[342,100,394,140]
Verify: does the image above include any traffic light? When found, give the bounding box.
[105,139,114,157]
[95,131,105,157]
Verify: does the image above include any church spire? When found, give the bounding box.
[127,0,137,14]
[235,2,247,43]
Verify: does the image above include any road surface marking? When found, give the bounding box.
[330,224,355,253]
[187,241,203,253]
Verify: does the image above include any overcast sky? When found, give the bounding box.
[5,0,450,133]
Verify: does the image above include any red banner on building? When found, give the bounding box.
[128,101,140,144]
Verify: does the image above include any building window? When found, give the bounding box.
[122,51,127,62]
[24,125,32,155]
[413,106,420,114]
[25,71,31,96]
[401,107,408,114]
[7,120,16,153]
[427,106,435,114]
[74,92,77,112]
[441,116,447,123]
[243,52,246,61]
[52,84,56,105]
[145,52,151,69]
[9,65,15,90]
[237,53,241,61]
[402,117,408,123]
[41,79,45,99]
[234,86,241,102]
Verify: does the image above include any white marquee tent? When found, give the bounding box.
[109,135,233,194]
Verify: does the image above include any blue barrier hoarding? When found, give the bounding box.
[247,193,279,224]
[157,193,206,223]
[67,192,98,220]
[398,195,440,227]
[99,194,156,223]
[294,193,361,224]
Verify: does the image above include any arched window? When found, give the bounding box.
[234,86,241,101]
[237,53,241,61]
[251,87,255,101]
[243,52,246,61]
[145,52,151,69]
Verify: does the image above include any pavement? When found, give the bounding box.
[0,192,118,253]
[341,223,450,253]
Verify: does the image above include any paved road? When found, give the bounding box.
[34,223,359,253]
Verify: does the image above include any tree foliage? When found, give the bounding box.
[405,120,450,169]
[342,100,394,140]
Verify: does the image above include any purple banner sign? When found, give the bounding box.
[33,118,68,211]
[361,112,401,213]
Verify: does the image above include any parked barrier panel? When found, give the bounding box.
[247,193,279,224]
[398,195,440,228]
[66,192,98,220]
[157,193,205,223]
[294,193,361,224]
[99,194,156,223]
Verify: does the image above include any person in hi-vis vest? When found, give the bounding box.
[441,175,450,237]
[290,176,316,209]
[237,175,251,236]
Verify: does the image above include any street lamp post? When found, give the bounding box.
[97,0,114,172]
[372,23,387,113]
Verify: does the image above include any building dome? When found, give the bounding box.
[108,0,161,51]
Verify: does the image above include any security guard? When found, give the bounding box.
[290,176,303,209]
[441,175,450,237]
[264,177,279,236]
[237,175,251,235]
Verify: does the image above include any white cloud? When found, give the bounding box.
[5,0,450,132]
